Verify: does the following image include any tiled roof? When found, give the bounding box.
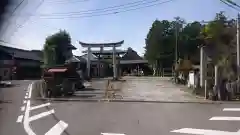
[66,56,87,63]
[121,47,143,60]
[78,54,97,61]
[0,45,41,61]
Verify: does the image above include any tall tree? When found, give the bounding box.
[43,30,72,68]
[179,21,202,63]
[201,12,236,63]
[145,20,175,68]
[201,12,237,79]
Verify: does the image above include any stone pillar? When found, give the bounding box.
[113,46,117,79]
[87,47,91,78]
[200,46,207,87]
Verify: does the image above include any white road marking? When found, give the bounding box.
[16,115,24,123]
[45,120,68,135]
[210,116,240,121]
[223,108,240,111]
[23,100,26,104]
[171,128,239,135]
[28,84,31,99]
[23,82,68,135]
[21,106,26,111]
[101,133,125,135]
[23,83,36,135]
[29,109,55,122]
[30,103,51,111]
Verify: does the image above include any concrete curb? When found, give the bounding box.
[29,97,240,104]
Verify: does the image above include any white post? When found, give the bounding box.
[237,13,240,92]
[113,46,117,79]
[205,79,207,100]
[200,46,206,87]
[237,14,240,73]
[87,47,91,78]
[214,65,218,87]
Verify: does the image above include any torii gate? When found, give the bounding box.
[79,40,124,80]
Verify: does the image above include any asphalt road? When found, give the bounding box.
[49,102,240,135]
[0,80,31,135]
[1,80,240,135]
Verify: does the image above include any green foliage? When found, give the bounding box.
[145,19,175,67]
[43,30,72,68]
[201,12,236,65]
[144,11,237,72]
[179,21,202,59]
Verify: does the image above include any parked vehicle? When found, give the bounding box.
[42,65,85,98]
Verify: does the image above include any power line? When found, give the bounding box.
[225,0,240,8]
[0,0,27,39]
[17,0,169,16]
[10,0,175,37]
[220,0,240,11]
[11,0,25,15]
[31,0,176,19]
[10,0,45,40]
[37,0,163,16]
[43,0,90,4]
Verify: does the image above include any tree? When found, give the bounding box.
[43,30,72,68]
[179,21,202,63]
[200,12,237,79]
[201,12,236,63]
[145,19,176,74]
[144,12,237,78]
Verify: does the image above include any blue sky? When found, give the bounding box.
[1,0,239,56]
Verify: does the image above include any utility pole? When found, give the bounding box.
[237,13,240,75]
[174,21,179,83]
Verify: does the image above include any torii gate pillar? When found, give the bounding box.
[79,40,124,80]
[87,47,91,78]
[112,46,117,79]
